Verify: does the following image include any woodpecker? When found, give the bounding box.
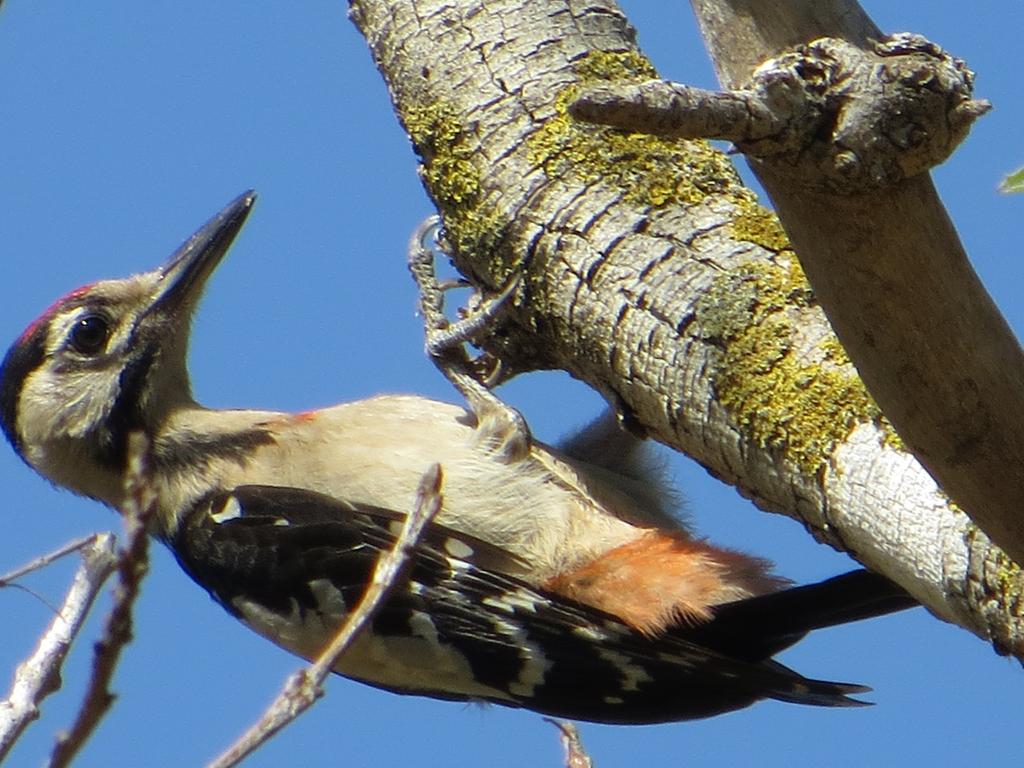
[0,191,916,724]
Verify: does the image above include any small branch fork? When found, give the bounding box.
[0,432,157,766]
[207,464,445,768]
[49,432,158,768]
[571,34,990,193]
[0,535,118,763]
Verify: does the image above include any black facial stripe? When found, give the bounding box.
[0,322,47,459]
[153,428,277,474]
[96,344,159,469]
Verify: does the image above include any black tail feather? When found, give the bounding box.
[678,569,918,663]
[759,659,873,708]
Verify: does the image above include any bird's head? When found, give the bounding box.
[0,191,255,503]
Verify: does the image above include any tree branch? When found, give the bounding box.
[687,0,1024,568]
[545,720,594,768]
[0,535,118,763]
[349,0,1024,656]
[571,36,990,190]
[49,433,156,768]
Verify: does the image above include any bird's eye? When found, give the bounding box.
[69,314,110,355]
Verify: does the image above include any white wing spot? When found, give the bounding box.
[308,579,348,617]
[482,589,547,615]
[603,695,624,705]
[598,648,653,691]
[572,625,607,642]
[445,556,473,573]
[210,496,242,523]
[658,651,694,668]
[482,596,512,615]
[497,623,552,698]
[489,617,522,637]
[443,537,474,560]
[439,585,473,606]
[408,610,441,647]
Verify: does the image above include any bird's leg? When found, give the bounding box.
[408,217,519,363]
[407,216,530,461]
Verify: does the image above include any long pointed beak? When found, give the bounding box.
[150,190,256,316]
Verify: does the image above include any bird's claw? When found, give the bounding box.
[407,216,530,461]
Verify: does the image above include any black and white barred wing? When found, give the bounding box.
[171,484,869,724]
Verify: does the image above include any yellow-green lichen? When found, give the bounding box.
[403,101,505,262]
[529,50,744,209]
[573,49,658,82]
[698,259,887,473]
[994,554,1024,618]
[729,197,793,252]
[965,523,1024,618]
[820,323,903,451]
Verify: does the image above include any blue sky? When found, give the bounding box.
[0,3,1020,767]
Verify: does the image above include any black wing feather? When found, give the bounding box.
[169,484,913,724]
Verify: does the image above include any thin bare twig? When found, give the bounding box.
[0,534,118,763]
[207,463,445,768]
[571,80,780,143]
[544,719,594,768]
[49,432,157,768]
[0,535,101,586]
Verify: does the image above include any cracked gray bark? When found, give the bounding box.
[347,0,1023,656]
[690,1,1024,571]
